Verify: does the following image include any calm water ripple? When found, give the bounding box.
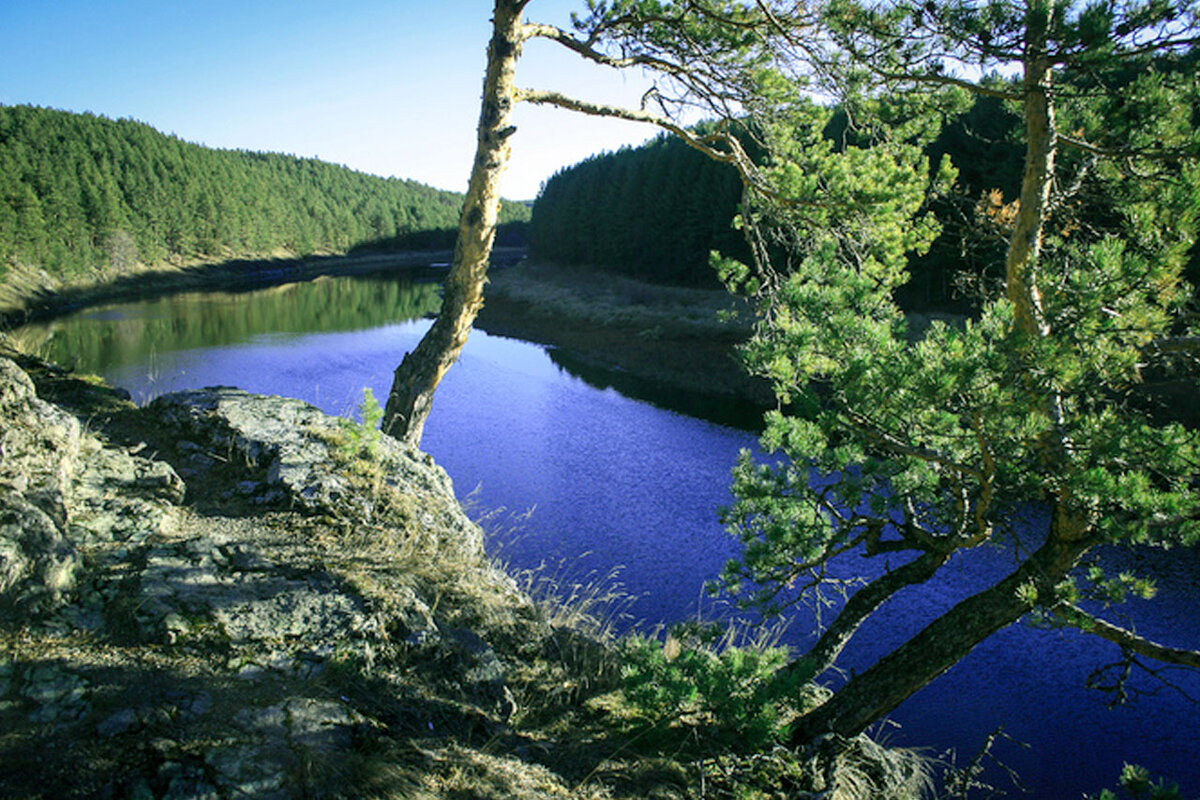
[16,271,1200,798]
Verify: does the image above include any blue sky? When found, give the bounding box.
[0,1,661,199]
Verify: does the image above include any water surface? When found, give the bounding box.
[17,270,1200,797]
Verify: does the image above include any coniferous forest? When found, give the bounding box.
[531,90,1199,310]
[0,104,530,282]
[529,97,1026,301]
[531,133,749,287]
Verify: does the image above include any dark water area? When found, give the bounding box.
[15,270,1200,798]
[545,347,767,432]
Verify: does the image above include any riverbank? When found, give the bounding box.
[3,249,778,427]
[1,247,514,331]
[0,346,930,799]
[479,261,776,418]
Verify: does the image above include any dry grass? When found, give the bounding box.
[2,347,934,800]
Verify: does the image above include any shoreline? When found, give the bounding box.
[0,247,515,331]
[2,251,777,426]
[478,261,775,420]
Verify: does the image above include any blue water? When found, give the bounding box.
[20,275,1200,798]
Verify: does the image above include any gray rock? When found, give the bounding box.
[0,360,550,798]
[0,492,80,616]
[188,691,213,717]
[21,663,90,723]
[97,707,138,737]
[211,579,367,643]
[145,387,484,560]
[445,627,517,719]
[0,355,182,619]
[0,358,80,521]
[285,697,362,751]
[206,745,288,798]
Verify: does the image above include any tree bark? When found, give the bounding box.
[381,0,528,447]
[1005,0,1056,339]
[790,530,1091,743]
[786,550,949,682]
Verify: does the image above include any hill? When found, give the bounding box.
[0,104,529,288]
[531,133,747,288]
[530,93,1198,310]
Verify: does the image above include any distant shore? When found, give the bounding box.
[478,261,774,419]
[1,248,775,424]
[0,247,515,331]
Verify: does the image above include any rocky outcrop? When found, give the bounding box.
[1,357,183,619]
[0,351,940,800]
[0,356,551,799]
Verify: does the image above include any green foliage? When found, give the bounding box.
[531,131,748,287]
[682,0,1200,743]
[618,622,811,750]
[712,0,1200,584]
[1091,764,1189,800]
[339,388,384,461]
[532,90,1029,309]
[0,104,530,280]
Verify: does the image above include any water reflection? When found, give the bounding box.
[12,269,1200,798]
[546,347,766,432]
[15,274,441,373]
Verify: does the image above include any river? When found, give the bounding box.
[14,268,1200,798]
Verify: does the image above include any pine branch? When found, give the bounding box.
[1058,134,1200,161]
[1143,336,1200,357]
[874,69,1024,101]
[1056,603,1200,669]
[521,22,688,75]
[790,549,950,680]
[514,88,808,208]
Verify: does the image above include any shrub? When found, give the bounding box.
[618,621,809,751]
[339,388,384,460]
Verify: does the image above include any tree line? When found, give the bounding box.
[531,131,750,287]
[528,95,1027,300]
[530,76,1198,313]
[0,104,530,282]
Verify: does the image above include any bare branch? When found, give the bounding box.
[1056,603,1200,669]
[514,87,734,160]
[792,550,950,679]
[1143,336,1200,358]
[1058,134,1200,161]
[515,87,812,209]
[874,70,1024,101]
[521,21,688,75]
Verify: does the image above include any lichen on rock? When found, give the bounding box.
[0,353,569,799]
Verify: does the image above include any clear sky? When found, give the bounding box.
[0,1,662,200]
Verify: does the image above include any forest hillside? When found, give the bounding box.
[0,104,529,286]
[530,92,1199,310]
[531,133,749,288]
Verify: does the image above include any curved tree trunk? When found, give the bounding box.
[790,529,1091,742]
[382,0,528,447]
[785,550,950,683]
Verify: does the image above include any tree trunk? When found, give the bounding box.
[790,529,1090,743]
[381,0,528,447]
[786,550,949,683]
[1005,0,1056,339]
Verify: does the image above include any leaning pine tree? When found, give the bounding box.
[382,0,1200,756]
[707,0,1200,743]
[381,0,808,446]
